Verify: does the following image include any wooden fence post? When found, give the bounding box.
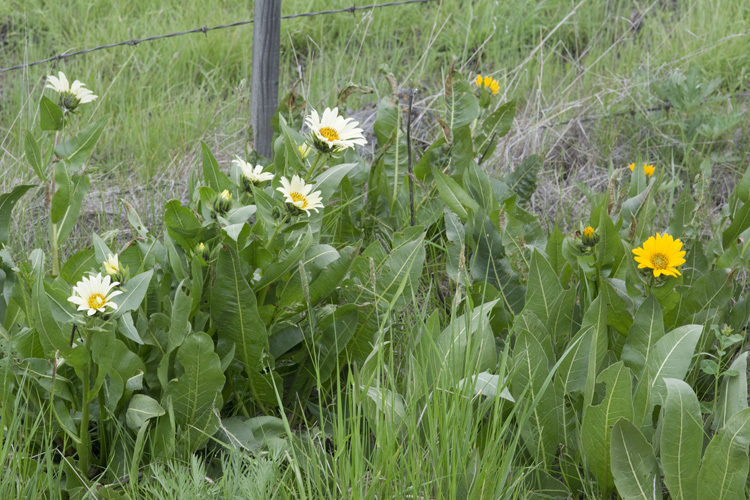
[250,0,281,158]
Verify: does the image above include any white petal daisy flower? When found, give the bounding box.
[104,253,120,276]
[45,71,98,111]
[68,273,122,316]
[233,156,274,191]
[277,175,324,216]
[305,107,367,153]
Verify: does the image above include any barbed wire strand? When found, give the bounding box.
[0,0,435,74]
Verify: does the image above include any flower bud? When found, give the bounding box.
[213,190,232,215]
[581,226,600,248]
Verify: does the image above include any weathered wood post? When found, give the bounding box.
[250,0,281,158]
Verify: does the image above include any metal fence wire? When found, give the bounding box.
[0,0,435,74]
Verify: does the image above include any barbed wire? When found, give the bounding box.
[0,0,435,74]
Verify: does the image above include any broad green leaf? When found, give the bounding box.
[363,386,406,434]
[597,209,620,266]
[211,247,274,404]
[669,185,695,238]
[201,142,231,193]
[581,362,634,493]
[622,296,664,376]
[431,300,499,385]
[504,154,542,205]
[164,200,202,250]
[476,100,515,154]
[458,372,514,401]
[126,394,165,432]
[600,280,633,336]
[162,332,225,453]
[217,416,287,452]
[610,418,662,500]
[722,202,750,248]
[32,255,87,368]
[92,233,113,264]
[433,168,479,221]
[51,169,90,245]
[444,75,479,132]
[697,407,750,500]
[558,296,607,400]
[525,249,563,323]
[683,269,733,319]
[313,162,359,200]
[712,352,748,431]
[0,185,34,247]
[256,229,313,289]
[167,282,192,352]
[302,305,358,385]
[54,118,107,169]
[60,248,96,284]
[646,324,702,404]
[39,95,63,131]
[546,287,575,353]
[512,331,561,465]
[24,131,46,181]
[661,379,702,500]
[111,269,154,318]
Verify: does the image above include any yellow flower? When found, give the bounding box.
[628,162,654,177]
[489,80,499,94]
[583,226,595,238]
[475,74,483,87]
[632,232,686,278]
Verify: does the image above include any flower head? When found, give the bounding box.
[632,232,686,278]
[45,71,97,112]
[68,273,122,316]
[305,107,367,153]
[233,156,274,191]
[628,162,654,178]
[213,189,232,215]
[474,74,499,95]
[298,143,312,160]
[277,175,324,216]
[104,253,120,276]
[581,225,599,247]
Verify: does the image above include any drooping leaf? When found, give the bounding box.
[433,168,479,222]
[610,418,662,500]
[162,332,225,454]
[39,95,63,131]
[0,185,34,247]
[525,249,563,324]
[661,379,702,500]
[621,296,664,377]
[164,200,202,250]
[697,408,750,500]
[126,394,165,432]
[712,352,748,431]
[201,142,232,193]
[24,131,46,181]
[646,324,702,404]
[111,269,154,318]
[581,362,634,493]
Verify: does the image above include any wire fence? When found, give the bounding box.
[0,0,435,74]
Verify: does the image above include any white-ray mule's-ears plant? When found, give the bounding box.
[45,71,98,112]
[277,175,324,216]
[305,107,367,154]
[68,273,122,317]
[213,189,233,216]
[103,253,128,283]
[233,156,274,192]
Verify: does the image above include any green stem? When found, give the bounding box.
[304,152,326,182]
[78,328,92,476]
[97,386,107,465]
[266,214,290,249]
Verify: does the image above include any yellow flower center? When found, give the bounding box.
[583,226,595,238]
[290,192,309,209]
[650,253,669,270]
[88,293,106,310]
[319,127,339,142]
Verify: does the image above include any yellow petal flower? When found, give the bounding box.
[643,164,655,177]
[475,74,483,87]
[632,232,686,278]
[628,163,635,172]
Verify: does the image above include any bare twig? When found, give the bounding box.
[406,88,416,226]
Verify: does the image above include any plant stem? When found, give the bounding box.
[266,214,290,249]
[78,328,92,476]
[305,152,326,182]
[97,387,107,465]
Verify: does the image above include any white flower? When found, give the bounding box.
[251,268,263,284]
[67,273,122,316]
[298,143,312,159]
[104,253,120,276]
[45,71,98,110]
[233,156,274,185]
[277,175,324,216]
[305,107,366,152]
